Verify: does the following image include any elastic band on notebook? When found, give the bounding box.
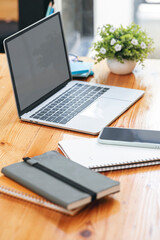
[23,157,96,201]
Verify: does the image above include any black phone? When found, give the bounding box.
[98,127,160,149]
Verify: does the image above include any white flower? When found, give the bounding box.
[110,38,117,45]
[131,38,138,45]
[100,47,106,54]
[102,26,106,32]
[110,26,116,33]
[141,42,146,49]
[114,44,122,51]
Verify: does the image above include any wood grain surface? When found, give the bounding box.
[0,53,160,240]
[0,0,18,21]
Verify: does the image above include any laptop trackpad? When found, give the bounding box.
[67,97,131,133]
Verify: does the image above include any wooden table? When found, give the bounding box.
[0,53,160,240]
[0,0,18,21]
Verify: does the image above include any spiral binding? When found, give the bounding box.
[90,158,160,172]
[0,185,78,215]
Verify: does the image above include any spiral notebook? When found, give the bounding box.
[58,138,160,172]
[0,176,82,216]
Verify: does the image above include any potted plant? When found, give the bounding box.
[92,23,154,75]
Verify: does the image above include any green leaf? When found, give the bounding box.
[92,22,155,64]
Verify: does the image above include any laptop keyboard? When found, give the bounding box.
[30,83,109,124]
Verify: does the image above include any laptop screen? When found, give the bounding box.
[4,12,71,115]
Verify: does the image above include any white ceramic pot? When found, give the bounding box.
[107,59,136,75]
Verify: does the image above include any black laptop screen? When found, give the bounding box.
[5,13,71,115]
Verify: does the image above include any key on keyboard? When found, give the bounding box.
[31,83,109,124]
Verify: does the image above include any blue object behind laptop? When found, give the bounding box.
[70,61,93,75]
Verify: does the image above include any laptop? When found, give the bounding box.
[4,12,144,135]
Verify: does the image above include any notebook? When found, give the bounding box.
[1,151,120,210]
[4,11,144,135]
[0,176,80,216]
[72,70,94,79]
[70,61,93,78]
[58,138,160,172]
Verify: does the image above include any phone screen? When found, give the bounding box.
[100,128,160,144]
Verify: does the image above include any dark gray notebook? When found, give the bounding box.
[1,151,120,210]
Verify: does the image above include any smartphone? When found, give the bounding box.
[98,127,160,149]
